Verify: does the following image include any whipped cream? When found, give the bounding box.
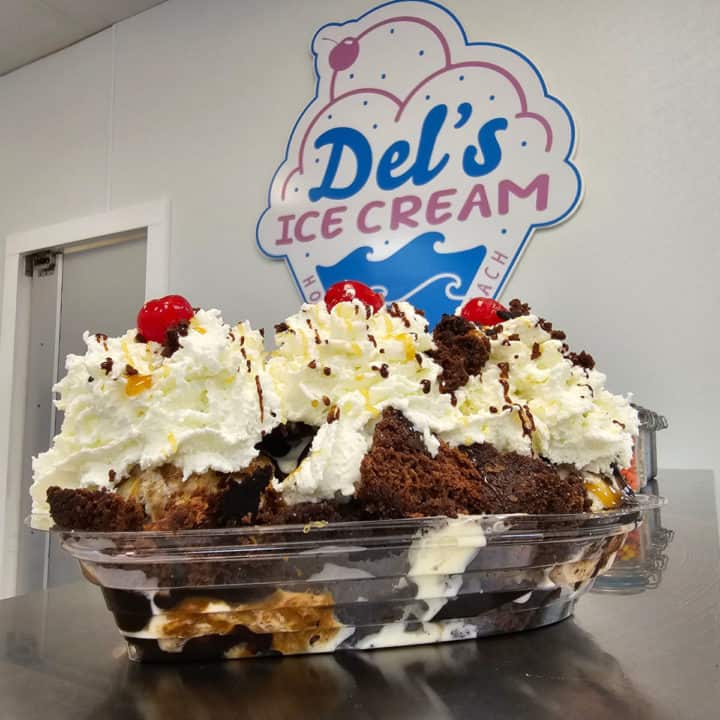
[31,309,279,514]
[267,300,457,504]
[439,314,638,473]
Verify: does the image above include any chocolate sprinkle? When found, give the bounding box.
[100,357,113,375]
[531,342,542,360]
[322,395,331,407]
[421,379,431,394]
[327,406,341,424]
[274,322,289,333]
[308,360,317,369]
[323,367,332,376]
[125,364,138,376]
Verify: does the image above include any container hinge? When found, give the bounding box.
[25,250,58,277]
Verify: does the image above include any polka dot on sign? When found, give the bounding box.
[459,75,465,81]
[521,140,527,147]
[501,228,507,235]
[384,240,389,245]
[327,114,332,120]
[489,95,495,101]
[425,94,431,100]
[315,158,319,164]
[305,252,310,258]
[419,50,424,56]
[363,100,368,106]
[381,73,386,79]
[372,123,378,129]
[349,73,354,79]
[390,28,394,34]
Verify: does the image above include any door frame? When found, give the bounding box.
[0,199,170,598]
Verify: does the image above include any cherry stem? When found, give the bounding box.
[321,37,338,46]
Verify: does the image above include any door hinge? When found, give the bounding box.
[25,250,58,277]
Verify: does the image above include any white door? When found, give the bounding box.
[18,230,147,593]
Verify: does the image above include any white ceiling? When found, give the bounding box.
[0,0,166,77]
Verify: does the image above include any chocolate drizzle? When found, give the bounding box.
[255,376,264,422]
[388,302,411,328]
[579,383,594,398]
[497,362,512,405]
[518,404,536,438]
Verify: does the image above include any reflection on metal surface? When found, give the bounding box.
[94,621,662,720]
[593,479,674,594]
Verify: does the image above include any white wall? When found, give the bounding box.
[1,0,718,486]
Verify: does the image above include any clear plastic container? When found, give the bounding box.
[33,495,663,662]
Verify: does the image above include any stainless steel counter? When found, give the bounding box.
[1,470,718,720]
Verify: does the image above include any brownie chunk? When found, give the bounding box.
[357,408,490,518]
[429,315,491,393]
[256,486,367,525]
[47,486,144,531]
[459,443,588,514]
[356,409,587,518]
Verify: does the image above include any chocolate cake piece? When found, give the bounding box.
[257,486,368,525]
[356,408,587,518]
[47,486,144,531]
[429,315,490,393]
[459,443,589,514]
[357,408,490,518]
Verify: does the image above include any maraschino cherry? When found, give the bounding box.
[460,297,507,326]
[137,294,194,343]
[325,281,384,315]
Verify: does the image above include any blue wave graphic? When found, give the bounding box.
[316,232,486,327]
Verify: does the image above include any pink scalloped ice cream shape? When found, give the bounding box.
[279,14,553,202]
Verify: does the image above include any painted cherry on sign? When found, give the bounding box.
[327,37,360,71]
[137,294,194,343]
[325,280,384,314]
[460,297,507,326]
